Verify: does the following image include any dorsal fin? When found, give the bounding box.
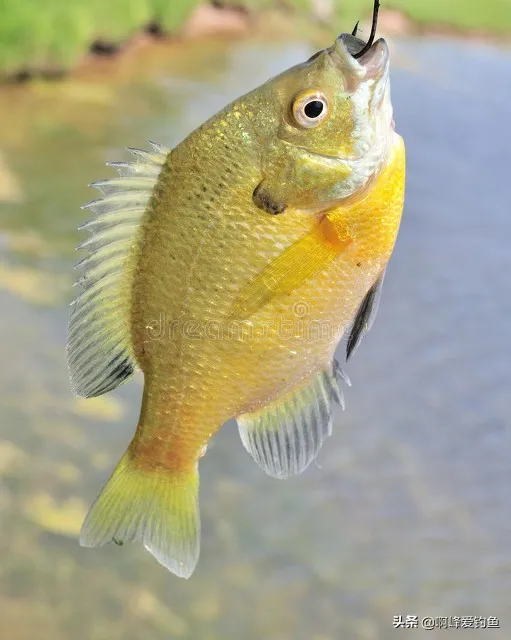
[67,142,169,398]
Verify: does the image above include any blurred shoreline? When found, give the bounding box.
[2,1,510,85]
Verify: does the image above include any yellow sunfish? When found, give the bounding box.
[67,28,405,577]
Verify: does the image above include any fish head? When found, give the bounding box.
[250,34,395,215]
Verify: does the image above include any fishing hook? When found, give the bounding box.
[353,0,380,59]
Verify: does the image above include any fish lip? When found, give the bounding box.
[329,34,389,86]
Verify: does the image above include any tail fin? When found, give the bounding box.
[79,450,200,579]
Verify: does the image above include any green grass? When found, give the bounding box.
[0,0,510,74]
[380,0,511,33]
[0,0,197,73]
[224,0,511,34]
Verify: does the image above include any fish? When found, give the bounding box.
[67,24,406,578]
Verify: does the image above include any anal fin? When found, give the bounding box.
[237,363,348,479]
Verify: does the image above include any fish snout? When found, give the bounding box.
[330,34,389,87]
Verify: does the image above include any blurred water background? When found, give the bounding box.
[0,6,510,640]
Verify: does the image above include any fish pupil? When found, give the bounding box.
[304,100,324,119]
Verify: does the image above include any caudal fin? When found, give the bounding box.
[80,450,200,579]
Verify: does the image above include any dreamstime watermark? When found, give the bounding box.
[145,302,346,343]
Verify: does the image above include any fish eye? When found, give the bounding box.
[291,91,329,129]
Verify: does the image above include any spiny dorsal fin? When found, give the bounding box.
[67,142,169,398]
[346,269,385,362]
[237,362,350,479]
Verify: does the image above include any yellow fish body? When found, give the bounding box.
[68,32,405,577]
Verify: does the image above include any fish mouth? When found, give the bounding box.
[329,34,389,88]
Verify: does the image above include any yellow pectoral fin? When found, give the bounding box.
[231,217,349,319]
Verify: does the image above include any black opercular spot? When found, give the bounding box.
[252,183,287,215]
[304,100,324,119]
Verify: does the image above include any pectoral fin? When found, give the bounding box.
[346,269,385,361]
[231,218,348,319]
